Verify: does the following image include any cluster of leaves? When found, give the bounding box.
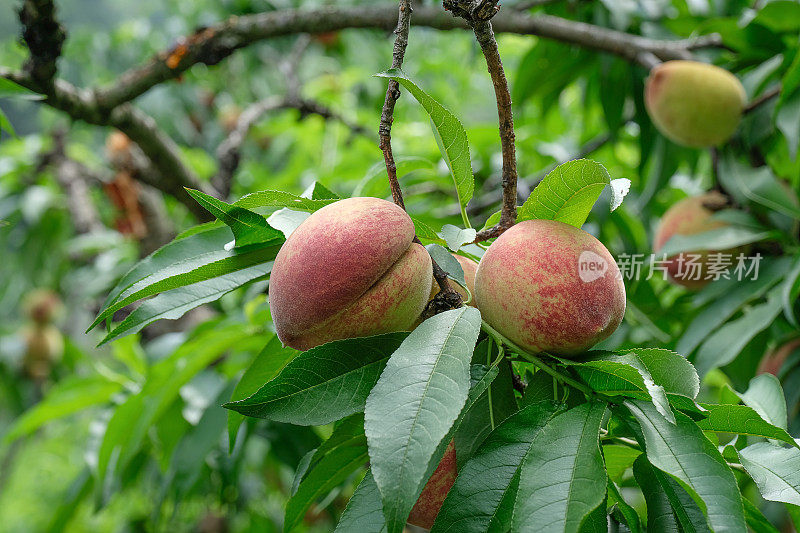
[69,69,800,531]
[3,0,800,531]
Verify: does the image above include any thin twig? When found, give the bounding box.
[472,17,518,230]
[379,0,413,209]
[444,1,518,241]
[743,84,781,114]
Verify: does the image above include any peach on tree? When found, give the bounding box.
[475,219,626,356]
[269,197,433,350]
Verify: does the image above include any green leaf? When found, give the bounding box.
[94,225,234,325]
[632,454,710,533]
[512,401,608,533]
[334,472,387,533]
[2,375,121,445]
[376,69,474,214]
[285,416,368,532]
[234,189,339,211]
[739,442,800,506]
[625,400,745,532]
[453,344,519,466]
[603,445,641,482]
[718,151,800,219]
[739,374,788,431]
[433,400,563,533]
[100,264,270,345]
[776,90,800,161]
[225,333,407,426]
[227,336,297,450]
[517,159,626,228]
[164,383,234,500]
[695,403,797,448]
[561,348,699,423]
[656,226,779,257]
[0,108,16,139]
[186,188,283,247]
[89,241,281,332]
[364,307,481,533]
[96,324,256,498]
[0,78,45,100]
[425,243,466,286]
[411,216,442,242]
[693,287,784,377]
[607,479,642,533]
[743,497,780,533]
[677,258,789,355]
[782,256,800,326]
[438,224,476,252]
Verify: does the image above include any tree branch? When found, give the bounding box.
[380,0,413,210]
[444,1,518,241]
[0,68,215,221]
[88,5,721,110]
[19,0,66,91]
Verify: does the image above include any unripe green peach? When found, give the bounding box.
[645,60,746,148]
[269,197,433,350]
[427,253,478,306]
[653,191,731,290]
[475,220,626,356]
[408,440,457,529]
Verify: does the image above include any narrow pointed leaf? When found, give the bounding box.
[432,400,563,533]
[225,333,407,426]
[739,443,800,506]
[227,336,297,450]
[512,401,608,533]
[625,400,745,532]
[376,69,474,210]
[364,307,481,533]
[518,159,627,228]
[186,188,283,247]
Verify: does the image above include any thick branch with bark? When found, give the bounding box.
[1,67,215,220]
[19,0,66,90]
[89,5,721,109]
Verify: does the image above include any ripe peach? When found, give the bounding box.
[653,191,731,289]
[645,60,746,148]
[269,197,433,350]
[428,253,478,306]
[475,219,626,356]
[408,441,457,529]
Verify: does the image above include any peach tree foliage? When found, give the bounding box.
[61,67,799,532]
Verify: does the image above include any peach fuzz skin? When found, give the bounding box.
[268,197,432,350]
[653,191,730,290]
[475,219,626,356]
[407,440,457,529]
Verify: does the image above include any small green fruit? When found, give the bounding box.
[645,60,746,148]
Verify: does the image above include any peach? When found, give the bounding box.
[645,60,746,148]
[475,219,626,356]
[269,197,433,350]
[428,253,478,306]
[408,440,457,529]
[653,191,731,289]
